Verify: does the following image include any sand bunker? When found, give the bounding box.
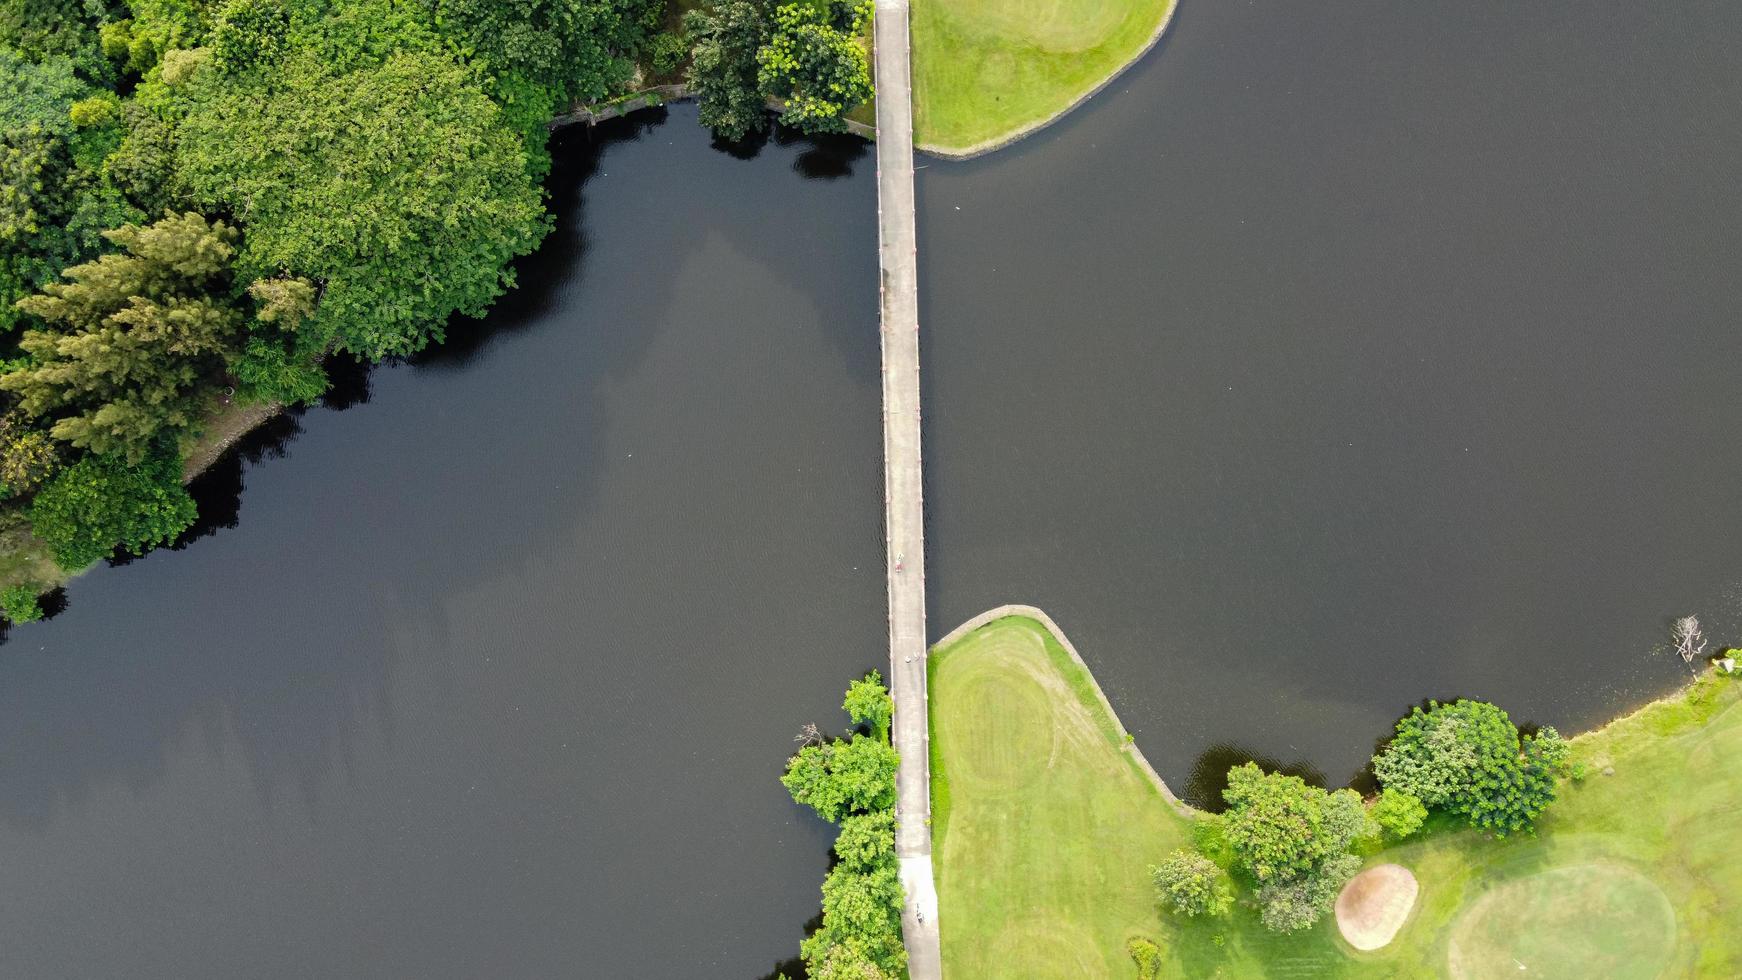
[1335,863,1418,951]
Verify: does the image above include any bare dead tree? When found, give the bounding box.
[793,722,824,747]
[1671,616,1707,675]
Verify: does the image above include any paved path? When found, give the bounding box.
[872,0,942,976]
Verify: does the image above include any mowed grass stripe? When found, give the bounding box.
[929,612,1742,977]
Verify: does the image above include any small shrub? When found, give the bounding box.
[160,48,211,86]
[1150,851,1232,918]
[1371,789,1427,840]
[1126,937,1163,979]
[648,32,688,76]
[0,416,59,496]
[1192,814,1235,868]
[69,94,121,128]
[0,585,43,624]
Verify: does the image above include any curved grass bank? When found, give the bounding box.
[928,609,1742,977]
[910,0,1178,158]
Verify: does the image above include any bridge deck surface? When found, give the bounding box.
[872,0,942,975]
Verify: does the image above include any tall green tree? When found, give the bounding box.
[756,0,871,135]
[832,810,895,871]
[784,670,906,980]
[1221,763,1368,883]
[684,0,767,142]
[173,48,547,359]
[842,669,892,741]
[5,212,244,460]
[1254,853,1363,934]
[1,48,89,135]
[1150,850,1233,918]
[782,733,898,823]
[423,0,655,109]
[801,860,906,979]
[28,446,196,569]
[2,0,111,63]
[1373,699,1569,836]
[1220,762,1370,933]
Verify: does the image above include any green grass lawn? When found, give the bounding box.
[929,614,1742,977]
[909,0,1175,154]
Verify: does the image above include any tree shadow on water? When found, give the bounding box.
[699,115,869,180]
[170,411,308,551]
[757,908,823,980]
[779,125,868,180]
[317,353,374,410]
[409,125,611,373]
[1183,743,1331,812]
[711,126,772,161]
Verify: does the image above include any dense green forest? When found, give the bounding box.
[0,0,873,620]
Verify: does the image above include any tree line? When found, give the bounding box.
[0,0,875,620]
[780,670,906,980]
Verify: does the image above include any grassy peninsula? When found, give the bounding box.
[929,613,1742,977]
[910,0,1176,156]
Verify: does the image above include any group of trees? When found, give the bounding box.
[780,670,906,980]
[1372,699,1568,837]
[0,0,588,611]
[5,0,884,615]
[1153,698,1570,935]
[684,0,873,141]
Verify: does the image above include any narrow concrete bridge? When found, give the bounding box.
[871,0,943,976]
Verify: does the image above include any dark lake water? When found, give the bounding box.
[3,1,1740,975]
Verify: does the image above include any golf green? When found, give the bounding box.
[1447,864,1675,979]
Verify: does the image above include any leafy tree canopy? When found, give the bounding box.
[173,47,547,359]
[1371,788,1427,840]
[843,669,892,740]
[782,733,898,823]
[833,810,895,871]
[1221,762,1368,884]
[0,410,59,496]
[1,46,140,330]
[756,0,872,134]
[1151,850,1233,918]
[422,0,655,107]
[1,0,113,67]
[801,860,906,980]
[0,581,44,622]
[27,446,195,569]
[1255,852,1362,933]
[0,48,90,135]
[1374,699,1569,836]
[684,0,767,142]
